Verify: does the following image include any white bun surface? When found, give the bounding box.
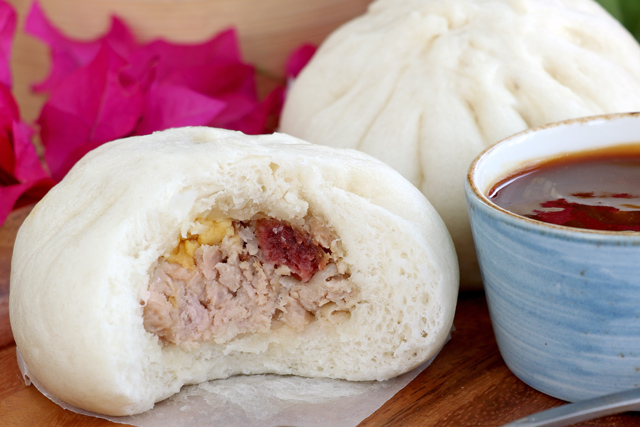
[279,0,640,287]
[9,127,458,416]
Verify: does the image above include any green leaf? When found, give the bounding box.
[595,0,640,41]
[618,0,640,41]
[595,0,623,21]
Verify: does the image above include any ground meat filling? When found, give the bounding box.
[142,217,355,346]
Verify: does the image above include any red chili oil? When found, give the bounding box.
[487,144,640,231]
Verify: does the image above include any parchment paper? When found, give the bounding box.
[17,340,447,427]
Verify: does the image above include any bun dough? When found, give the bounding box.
[279,0,640,287]
[9,127,458,416]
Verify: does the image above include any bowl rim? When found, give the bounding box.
[466,112,640,240]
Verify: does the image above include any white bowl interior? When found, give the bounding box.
[472,114,640,196]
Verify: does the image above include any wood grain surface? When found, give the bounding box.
[2,207,640,426]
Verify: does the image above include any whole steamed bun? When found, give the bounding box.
[10,127,458,416]
[280,0,640,287]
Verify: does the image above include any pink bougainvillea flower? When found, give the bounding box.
[166,62,260,124]
[132,34,269,132]
[0,115,56,223]
[28,0,285,181]
[0,0,15,88]
[285,43,317,79]
[222,87,285,135]
[39,44,145,180]
[0,0,318,227]
[0,0,55,226]
[26,1,136,93]
[134,82,226,136]
[127,30,242,83]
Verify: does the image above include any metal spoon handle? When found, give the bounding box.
[503,387,640,427]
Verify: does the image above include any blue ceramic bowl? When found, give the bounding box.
[465,113,640,402]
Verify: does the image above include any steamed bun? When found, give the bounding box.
[280,0,640,287]
[9,127,458,415]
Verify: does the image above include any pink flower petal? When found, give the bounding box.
[0,85,19,175]
[0,184,31,224]
[285,43,317,79]
[165,62,261,126]
[0,118,54,227]
[165,62,256,99]
[0,177,55,225]
[0,81,18,126]
[134,82,226,136]
[0,131,15,181]
[39,44,144,180]
[26,1,137,92]
[127,28,241,83]
[217,86,285,135]
[0,1,56,226]
[0,0,16,88]
[12,121,49,182]
[208,92,260,127]
[30,6,295,192]
[101,16,138,60]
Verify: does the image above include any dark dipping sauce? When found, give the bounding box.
[487,144,640,231]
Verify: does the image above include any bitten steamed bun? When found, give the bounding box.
[9,127,458,416]
[280,0,640,287]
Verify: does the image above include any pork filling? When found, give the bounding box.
[142,217,355,346]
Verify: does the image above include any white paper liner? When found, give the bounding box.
[16,337,448,427]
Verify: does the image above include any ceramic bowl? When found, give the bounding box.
[465,112,640,402]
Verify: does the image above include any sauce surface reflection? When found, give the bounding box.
[488,144,640,231]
